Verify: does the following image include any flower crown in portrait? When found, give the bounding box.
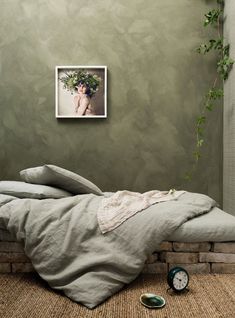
[60,70,102,97]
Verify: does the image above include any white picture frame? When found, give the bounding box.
[55,65,107,118]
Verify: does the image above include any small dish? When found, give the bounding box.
[140,293,166,309]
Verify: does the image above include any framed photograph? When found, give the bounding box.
[55,66,107,118]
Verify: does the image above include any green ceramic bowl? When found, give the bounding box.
[140,293,166,309]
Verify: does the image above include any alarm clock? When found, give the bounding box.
[167,266,189,292]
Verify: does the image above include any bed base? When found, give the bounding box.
[0,241,235,274]
[144,241,235,274]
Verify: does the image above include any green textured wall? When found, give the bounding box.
[0,0,222,203]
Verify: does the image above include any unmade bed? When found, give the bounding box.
[0,165,235,309]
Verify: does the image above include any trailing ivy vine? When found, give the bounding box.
[185,0,234,181]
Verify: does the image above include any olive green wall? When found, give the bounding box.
[0,0,222,203]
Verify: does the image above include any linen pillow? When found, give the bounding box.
[20,164,103,195]
[0,181,72,199]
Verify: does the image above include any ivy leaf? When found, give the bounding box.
[193,151,201,161]
[197,116,206,125]
[214,38,223,50]
[208,88,223,99]
[197,139,204,147]
[223,44,230,56]
[206,103,214,111]
[217,56,234,80]
[204,9,222,27]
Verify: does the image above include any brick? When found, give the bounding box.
[11,263,35,273]
[213,242,235,254]
[199,252,235,263]
[169,263,210,274]
[173,242,211,252]
[160,252,199,264]
[0,242,24,253]
[142,262,168,274]
[158,241,173,251]
[0,263,11,273]
[0,252,30,263]
[145,253,159,264]
[0,230,15,241]
[211,263,235,274]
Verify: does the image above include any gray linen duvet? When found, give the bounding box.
[0,192,216,308]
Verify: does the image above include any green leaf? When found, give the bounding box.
[197,116,206,125]
[214,38,223,50]
[223,44,230,56]
[208,88,223,99]
[197,139,204,147]
[206,103,214,111]
[193,151,201,161]
[204,9,222,27]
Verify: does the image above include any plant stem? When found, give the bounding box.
[180,0,233,186]
[195,75,218,158]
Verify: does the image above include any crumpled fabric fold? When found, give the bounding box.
[97,189,186,233]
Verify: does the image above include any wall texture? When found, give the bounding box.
[0,0,222,203]
[223,0,235,215]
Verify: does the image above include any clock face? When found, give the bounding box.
[172,270,189,291]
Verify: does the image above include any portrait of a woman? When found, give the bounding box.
[56,66,107,118]
[74,82,95,116]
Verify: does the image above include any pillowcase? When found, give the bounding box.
[0,181,72,199]
[20,164,103,196]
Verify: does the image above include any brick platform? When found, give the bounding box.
[144,241,235,274]
[0,241,235,274]
[0,241,34,273]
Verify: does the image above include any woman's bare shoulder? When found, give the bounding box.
[74,94,81,102]
[81,95,90,104]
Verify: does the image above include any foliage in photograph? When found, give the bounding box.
[60,70,102,97]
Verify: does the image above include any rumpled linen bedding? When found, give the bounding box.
[0,191,216,309]
[98,190,186,233]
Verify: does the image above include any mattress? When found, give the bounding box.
[1,207,235,243]
[168,207,235,242]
